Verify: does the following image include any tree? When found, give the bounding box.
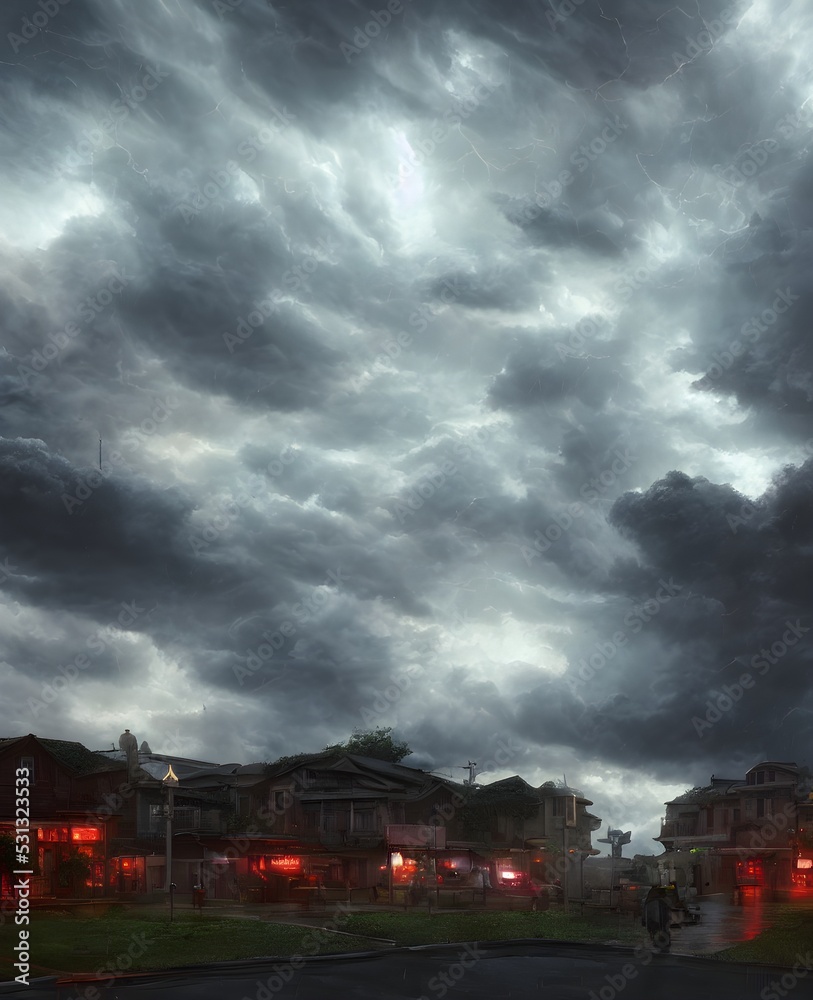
[678,785,716,805]
[264,727,413,773]
[328,727,412,763]
[58,848,91,893]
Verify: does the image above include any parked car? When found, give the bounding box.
[492,871,564,910]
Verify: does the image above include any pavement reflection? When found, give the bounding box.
[671,894,788,955]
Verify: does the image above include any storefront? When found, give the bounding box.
[35,821,105,897]
[386,846,490,903]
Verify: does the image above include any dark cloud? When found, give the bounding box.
[3,0,813,852]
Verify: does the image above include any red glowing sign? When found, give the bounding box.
[268,855,302,872]
[71,827,101,842]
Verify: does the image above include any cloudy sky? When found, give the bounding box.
[1,0,812,857]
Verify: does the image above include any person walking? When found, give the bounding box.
[641,886,672,952]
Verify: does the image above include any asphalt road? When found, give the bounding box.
[3,940,813,999]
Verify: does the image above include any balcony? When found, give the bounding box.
[659,821,698,839]
[146,806,224,836]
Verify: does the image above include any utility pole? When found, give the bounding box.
[563,823,569,914]
[455,761,477,785]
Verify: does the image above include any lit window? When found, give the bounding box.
[71,827,102,842]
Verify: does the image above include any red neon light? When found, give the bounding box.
[71,827,101,842]
[268,855,302,872]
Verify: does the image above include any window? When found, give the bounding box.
[302,804,320,831]
[552,796,576,826]
[274,791,288,812]
[20,757,35,782]
[768,770,776,782]
[757,771,765,785]
[238,795,250,817]
[745,798,755,817]
[304,770,352,790]
[71,827,101,842]
[323,801,350,832]
[38,826,69,842]
[757,798,765,818]
[353,810,376,832]
[173,806,200,830]
[149,804,164,833]
[733,808,740,822]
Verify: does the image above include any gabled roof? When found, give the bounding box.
[745,761,799,772]
[262,750,434,784]
[0,735,126,776]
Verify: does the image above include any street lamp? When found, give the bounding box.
[162,765,179,919]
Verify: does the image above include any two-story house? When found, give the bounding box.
[1,732,240,899]
[0,733,128,897]
[654,760,809,897]
[218,750,464,902]
[451,776,602,898]
[227,757,602,903]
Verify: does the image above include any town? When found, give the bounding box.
[2,729,811,911]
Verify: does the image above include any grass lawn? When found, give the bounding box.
[0,909,387,981]
[713,905,813,968]
[7,901,813,980]
[1,906,648,980]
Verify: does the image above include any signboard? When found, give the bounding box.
[268,855,302,872]
[386,824,447,848]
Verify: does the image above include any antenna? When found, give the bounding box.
[455,761,478,785]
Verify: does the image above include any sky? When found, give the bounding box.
[1,0,812,859]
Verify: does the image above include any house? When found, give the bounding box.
[0,734,128,897]
[0,732,237,899]
[651,760,812,897]
[224,753,602,903]
[1,732,604,904]
[453,776,602,898]
[213,750,465,902]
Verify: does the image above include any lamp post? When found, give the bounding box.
[162,765,179,920]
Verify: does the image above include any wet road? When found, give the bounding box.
[4,941,813,1000]
[670,896,778,956]
[4,899,813,998]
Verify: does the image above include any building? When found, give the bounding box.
[1,732,603,904]
[652,760,813,898]
[456,776,602,899]
[0,733,128,897]
[0,732,237,899]
[195,752,603,904]
[222,749,469,902]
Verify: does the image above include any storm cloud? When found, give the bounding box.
[1,0,812,853]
